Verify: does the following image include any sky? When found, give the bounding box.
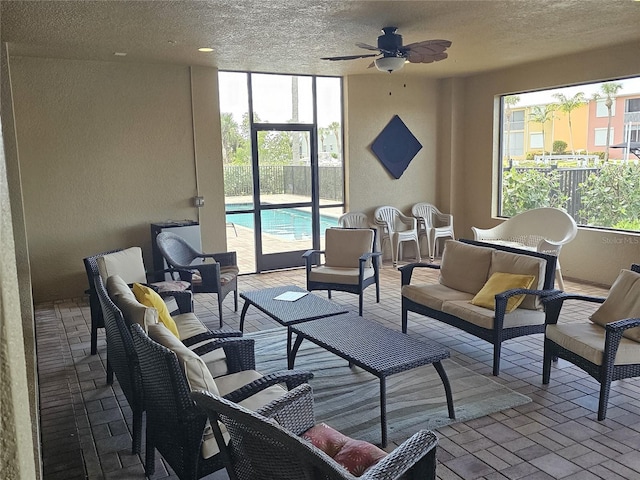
[218,71,342,128]
[513,76,640,107]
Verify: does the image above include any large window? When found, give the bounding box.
[498,76,640,232]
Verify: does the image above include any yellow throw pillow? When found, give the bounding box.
[471,272,536,313]
[132,283,180,339]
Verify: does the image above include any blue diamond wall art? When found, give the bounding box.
[371,115,422,179]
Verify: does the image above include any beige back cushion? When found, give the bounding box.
[489,250,546,310]
[106,275,158,330]
[439,240,494,294]
[324,228,374,268]
[97,247,147,284]
[147,323,220,395]
[591,269,640,342]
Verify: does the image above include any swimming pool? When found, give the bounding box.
[226,205,338,240]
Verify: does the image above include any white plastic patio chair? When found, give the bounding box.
[411,202,455,261]
[373,206,421,266]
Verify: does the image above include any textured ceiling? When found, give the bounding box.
[2,0,640,78]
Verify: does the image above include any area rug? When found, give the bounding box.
[249,328,531,445]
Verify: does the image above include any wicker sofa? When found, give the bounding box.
[400,239,558,375]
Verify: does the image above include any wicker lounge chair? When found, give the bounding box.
[303,228,381,316]
[131,323,313,479]
[94,275,239,456]
[155,231,239,327]
[543,263,640,420]
[192,384,439,480]
[84,247,191,355]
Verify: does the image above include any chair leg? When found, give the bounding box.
[106,359,113,385]
[91,320,99,355]
[328,290,332,299]
[492,342,501,376]
[132,408,142,455]
[598,368,613,420]
[218,296,224,328]
[358,292,363,316]
[234,288,238,311]
[542,340,553,384]
[144,439,156,477]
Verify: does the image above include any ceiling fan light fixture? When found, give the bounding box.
[374,56,406,73]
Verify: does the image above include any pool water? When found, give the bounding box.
[226,207,338,240]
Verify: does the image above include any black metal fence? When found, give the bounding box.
[510,166,600,222]
[224,165,344,201]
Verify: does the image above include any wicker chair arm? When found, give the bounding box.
[362,429,438,480]
[181,329,243,348]
[543,293,607,325]
[398,262,441,285]
[605,317,640,333]
[197,251,237,267]
[256,383,316,436]
[191,338,256,372]
[223,370,314,404]
[359,251,382,262]
[494,287,561,303]
[160,289,193,313]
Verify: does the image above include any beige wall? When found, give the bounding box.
[9,40,640,302]
[460,39,640,286]
[344,74,438,217]
[9,57,227,301]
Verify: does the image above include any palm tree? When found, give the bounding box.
[503,95,520,163]
[593,82,623,161]
[529,104,557,158]
[552,92,587,155]
[220,112,240,164]
[328,121,342,156]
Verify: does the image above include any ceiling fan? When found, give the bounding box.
[321,26,451,73]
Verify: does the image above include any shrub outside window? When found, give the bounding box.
[499,76,640,232]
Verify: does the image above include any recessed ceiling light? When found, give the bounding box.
[113,52,127,57]
[198,47,214,52]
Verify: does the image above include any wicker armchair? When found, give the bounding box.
[131,323,313,479]
[543,263,640,420]
[155,231,239,327]
[84,247,191,355]
[94,275,240,456]
[192,384,439,480]
[303,228,381,316]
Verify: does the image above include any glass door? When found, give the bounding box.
[254,127,318,271]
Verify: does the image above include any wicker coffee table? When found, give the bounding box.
[290,313,455,447]
[239,285,348,365]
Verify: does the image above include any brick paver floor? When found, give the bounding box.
[37,262,640,479]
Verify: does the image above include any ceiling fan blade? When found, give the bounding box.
[407,51,448,64]
[356,42,380,51]
[405,40,452,64]
[321,53,379,61]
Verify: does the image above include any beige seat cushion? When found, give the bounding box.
[324,228,374,268]
[106,275,158,330]
[590,269,640,342]
[191,265,239,286]
[488,250,546,310]
[442,300,545,330]
[402,284,474,311]
[97,247,147,284]
[308,266,374,285]
[173,312,210,341]
[439,240,494,295]
[546,323,640,365]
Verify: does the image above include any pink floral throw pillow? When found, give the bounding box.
[302,423,387,476]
